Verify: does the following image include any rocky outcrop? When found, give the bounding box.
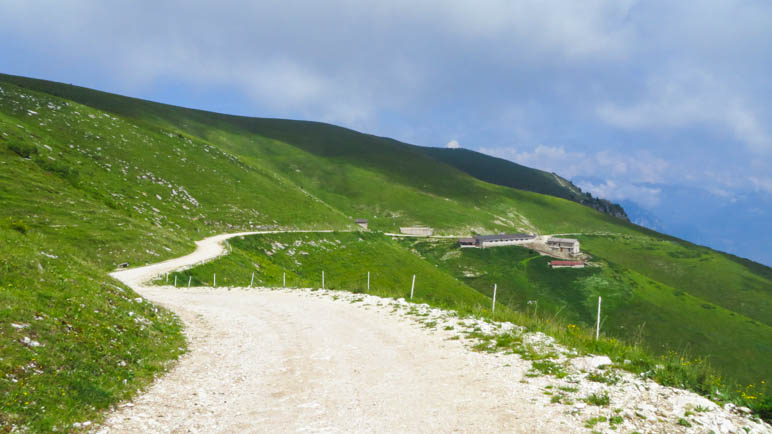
[579,196,629,220]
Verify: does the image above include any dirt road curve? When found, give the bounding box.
[102,232,575,433]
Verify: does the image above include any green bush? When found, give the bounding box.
[7,142,38,158]
[8,218,28,234]
[36,158,79,184]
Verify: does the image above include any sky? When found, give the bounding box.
[1,1,771,265]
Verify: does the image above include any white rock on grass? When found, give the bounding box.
[570,355,612,371]
[20,336,42,347]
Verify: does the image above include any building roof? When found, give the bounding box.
[458,237,476,243]
[550,261,584,266]
[547,237,579,244]
[474,233,535,242]
[355,219,368,223]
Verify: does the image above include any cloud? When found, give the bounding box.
[479,145,669,184]
[0,0,639,130]
[478,144,674,207]
[446,140,460,149]
[597,67,771,154]
[750,177,772,195]
[577,179,662,208]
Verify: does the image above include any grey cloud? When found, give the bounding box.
[0,0,639,127]
[577,180,662,208]
[478,145,669,184]
[596,67,771,154]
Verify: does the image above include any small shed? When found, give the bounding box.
[550,260,585,269]
[458,237,477,248]
[355,219,368,230]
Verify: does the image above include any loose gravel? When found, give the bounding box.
[97,233,771,433]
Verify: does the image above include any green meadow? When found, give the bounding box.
[1,72,770,429]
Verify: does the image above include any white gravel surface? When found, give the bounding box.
[98,233,771,433]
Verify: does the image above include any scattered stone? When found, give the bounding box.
[20,336,42,347]
[570,355,612,371]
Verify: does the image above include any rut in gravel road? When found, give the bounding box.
[100,232,575,433]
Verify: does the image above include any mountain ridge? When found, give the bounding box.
[0,72,628,219]
[414,146,629,220]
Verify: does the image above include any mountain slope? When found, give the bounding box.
[1,73,770,429]
[415,147,629,219]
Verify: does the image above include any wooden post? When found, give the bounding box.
[250,272,254,288]
[367,271,370,291]
[213,273,216,287]
[174,275,177,287]
[283,272,286,288]
[188,276,192,287]
[410,274,416,299]
[322,271,325,290]
[165,273,168,283]
[595,296,602,340]
[492,283,497,313]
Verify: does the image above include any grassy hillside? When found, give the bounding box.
[165,232,492,311]
[0,79,349,430]
[0,73,636,236]
[415,147,628,219]
[0,73,770,428]
[403,238,772,388]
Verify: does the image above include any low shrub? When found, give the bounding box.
[8,218,29,234]
[36,158,79,184]
[8,142,38,158]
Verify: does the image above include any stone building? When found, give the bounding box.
[546,237,580,256]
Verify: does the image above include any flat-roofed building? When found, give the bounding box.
[473,233,535,248]
[355,219,368,230]
[546,237,580,256]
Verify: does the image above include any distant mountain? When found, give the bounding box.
[618,200,665,232]
[415,147,629,220]
[622,187,771,267]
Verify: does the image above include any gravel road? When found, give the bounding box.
[102,232,575,432]
[100,232,771,433]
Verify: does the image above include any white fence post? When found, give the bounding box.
[367,271,370,291]
[283,272,286,288]
[322,271,325,289]
[188,276,192,287]
[410,274,416,299]
[492,283,497,313]
[250,272,254,288]
[165,273,168,283]
[213,273,216,287]
[174,275,177,287]
[595,296,602,340]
